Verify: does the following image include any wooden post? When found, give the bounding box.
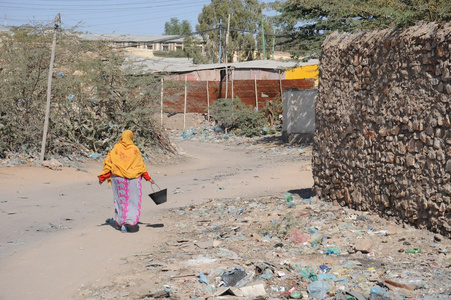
[254,76,258,111]
[160,77,164,126]
[184,75,187,130]
[206,81,210,121]
[279,70,283,99]
[261,15,266,60]
[40,13,60,162]
[225,68,228,99]
[225,14,230,99]
[231,68,234,100]
[218,19,222,63]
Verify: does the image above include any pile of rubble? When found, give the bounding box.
[77,193,451,299]
[170,126,257,145]
[170,127,309,163]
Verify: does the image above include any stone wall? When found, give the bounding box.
[313,23,451,236]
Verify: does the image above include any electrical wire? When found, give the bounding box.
[1,0,274,35]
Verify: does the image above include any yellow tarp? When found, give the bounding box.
[285,65,319,80]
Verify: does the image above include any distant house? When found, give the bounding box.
[125,55,319,140]
[78,33,203,53]
[0,25,9,32]
[126,55,318,82]
[125,55,318,115]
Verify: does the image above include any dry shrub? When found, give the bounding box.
[0,26,175,159]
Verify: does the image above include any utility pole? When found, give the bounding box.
[225,14,231,62]
[184,75,187,130]
[225,14,230,98]
[261,16,266,60]
[160,77,164,126]
[218,19,222,64]
[40,13,60,162]
[272,25,275,60]
[206,81,210,121]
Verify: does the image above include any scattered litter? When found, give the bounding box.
[89,153,101,159]
[221,268,247,287]
[198,272,209,284]
[308,280,331,299]
[76,157,451,299]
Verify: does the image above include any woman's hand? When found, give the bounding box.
[98,172,111,185]
[149,179,155,184]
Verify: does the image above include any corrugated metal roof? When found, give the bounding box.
[125,54,319,74]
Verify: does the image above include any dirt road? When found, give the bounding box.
[0,139,312,300]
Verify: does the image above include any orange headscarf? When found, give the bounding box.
[99,130,147,180]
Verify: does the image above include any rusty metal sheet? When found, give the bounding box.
[162,79,315,113]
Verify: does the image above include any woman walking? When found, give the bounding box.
[98,130,154,232]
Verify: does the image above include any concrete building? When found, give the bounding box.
[0,25,9,32]
[78,33,203,53]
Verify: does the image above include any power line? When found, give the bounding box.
[1,1,209,23]
[1,0,276,36]
[0,0,209,10]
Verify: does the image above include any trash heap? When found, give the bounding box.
[171,126,254,145]
[78,194,451,299]
[170,125,280,146]
[171,127,311,165]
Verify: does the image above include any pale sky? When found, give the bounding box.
[0,0,275,36]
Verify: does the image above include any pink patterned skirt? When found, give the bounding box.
[111,175,142,226]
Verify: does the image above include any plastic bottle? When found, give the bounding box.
[406,248,422,253]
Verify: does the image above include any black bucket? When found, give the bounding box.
[148,183,167,205]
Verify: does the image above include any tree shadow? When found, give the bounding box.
[288,188,315,199]
[251,134,313,147]
[254,134,285,146]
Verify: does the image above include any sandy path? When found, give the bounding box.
[0,140,312,300]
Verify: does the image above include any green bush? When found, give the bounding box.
[210,97,266,137]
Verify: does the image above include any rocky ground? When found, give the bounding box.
[72,124,451,300]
